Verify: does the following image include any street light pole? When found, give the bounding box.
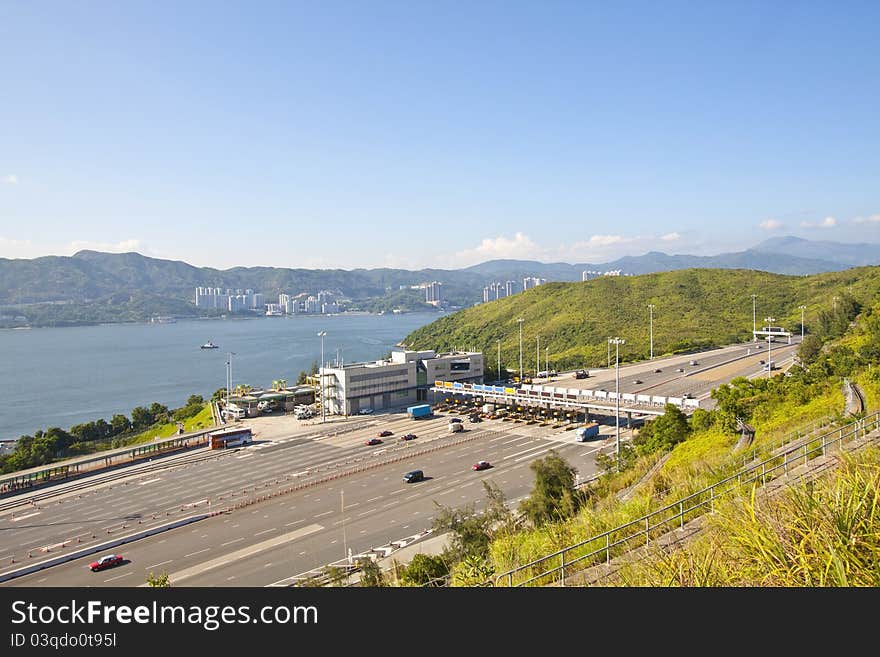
[799,305,806,341]
[225,352,234,412]
[517,318,524,382]
[545,345,549,377]
[609,337,625,464]
[497,339,501,384]
[607,338,611,369]
[536,335,540,378]
[648,304,655,360]
[317,331,326,422]
[751,294,757,339]
[764,317,775,378]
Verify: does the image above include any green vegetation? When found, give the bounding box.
[146,571,171,587]
[403,266,880,374]
[0,397,214,474]
[611,447,880,586]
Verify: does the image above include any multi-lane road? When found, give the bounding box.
[0,338,800,587]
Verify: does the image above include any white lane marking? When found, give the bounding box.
[184,548,210,558]
[366,496,381,503]
[155,524,324,585]
[147,559,174,569]
[514,447,554,463]
[313,510,333,518]
[254,527,277,537]
[390,488,406,494]
[11,512,40,522]
[104,572,133,582]
[505,444,550,460]
[221,537,245,547]
[357,508,378,517]
[285,520,305,527]
[138,478,162,486]
[345,502,360,508]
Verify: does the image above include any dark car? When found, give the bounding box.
[472,460,492,471]
[448,417,462,423]
[365,437,383,446]
[468,415,482,423]
[90,554,124,572]
[403,470,424,483]
[654,368,662,373]
[401,433,417,441]
[633,379,643,385]
[676,367,685,373]
[378,430,393,437]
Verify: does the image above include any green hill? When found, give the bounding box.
[402,267,880,374]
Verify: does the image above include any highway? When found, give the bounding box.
[0,337,801,587]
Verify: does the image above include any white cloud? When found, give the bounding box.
[759,219,783,230]
[852,214,880,224]
[801,216,837,228]
[67,239,142,253]
[2,175,18,185]
[661,232,681,242]
[451,232,542,266]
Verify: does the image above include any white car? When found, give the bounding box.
[358,408,374,415]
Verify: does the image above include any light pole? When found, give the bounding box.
[648,304,655,360]
[764,317,774,377]
[341,489,347,562]
[833,296,839,313]
[750,294,758,341]
[536,335,540,378]
[607,337,611,369]
[799,305,806,341]
[225,352,236,413]
[496,339,501,384]
[545,345,549,377]
[609,337,625,463]
[517,318,524,382]
[317,331,326,422]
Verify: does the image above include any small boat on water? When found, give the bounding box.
[201,341,219,349]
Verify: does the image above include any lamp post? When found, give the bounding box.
[609,337,625,463]
[536,335,540,378]
[751,294,757,339]
[648,304,655,360]
[607,338,611,369]
[517,318,524,383]
[317,331,326,422]
[225,352,235,412]
[545,345,549,377]
[799,305,806,341]
[764,317,774,378]
[496,339,501,384]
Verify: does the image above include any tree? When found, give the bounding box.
[633,403,691,455]
[399,553,449,587]
[186,394,204,406]
[799,334,822,364]
[146,571,170,587]
[130,406,153,430]
[518,450,578,526]
[358,559,386,587]
[110,414,131,435]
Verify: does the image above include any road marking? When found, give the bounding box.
[505,444,550,460]
[254,527,277,537]
[11,512,40,522]
[104,572,133,582]
[357,508,378,517]
[313,510,333,518]
[138,478,162,486]
[221,537,245,547]
[345,502,360,508]
[184,548,210,558]
[390,488,406,494]
[366,496,381,503]
[285,520,305,527]
[147,559,173,569]
[514,447,554,463]
[153,524,323,585]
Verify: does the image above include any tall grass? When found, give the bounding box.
[611,447,880,586]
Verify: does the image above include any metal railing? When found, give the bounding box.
[488,410,880,587]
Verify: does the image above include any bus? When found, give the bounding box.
[209,427,253,449]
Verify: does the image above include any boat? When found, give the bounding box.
[201,341,219,349]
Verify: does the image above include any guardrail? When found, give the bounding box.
[487,410,880,587]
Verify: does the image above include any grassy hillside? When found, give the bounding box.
[403,267,880,373]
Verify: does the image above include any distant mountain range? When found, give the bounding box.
[0,236,877,326]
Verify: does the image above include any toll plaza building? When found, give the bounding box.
[321,350,484,415]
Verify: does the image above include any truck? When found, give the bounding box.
[575,422,600,442]
[407,404,432,419]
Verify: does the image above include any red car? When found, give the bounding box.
[90,554,124,572]
[472,460,492,471]
[365,437,383,446]
[378,430,393,437]
[400,433,417,441]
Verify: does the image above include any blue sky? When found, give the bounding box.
[1,1,878,270]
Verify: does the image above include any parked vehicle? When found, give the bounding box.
[574,369,589,379]
[221,406,246,420]
[448,422,463,433]
[358,408,374,415]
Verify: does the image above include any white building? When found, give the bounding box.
[320,349,484,415]
[425,281,443,305]
[523,277,547,291]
